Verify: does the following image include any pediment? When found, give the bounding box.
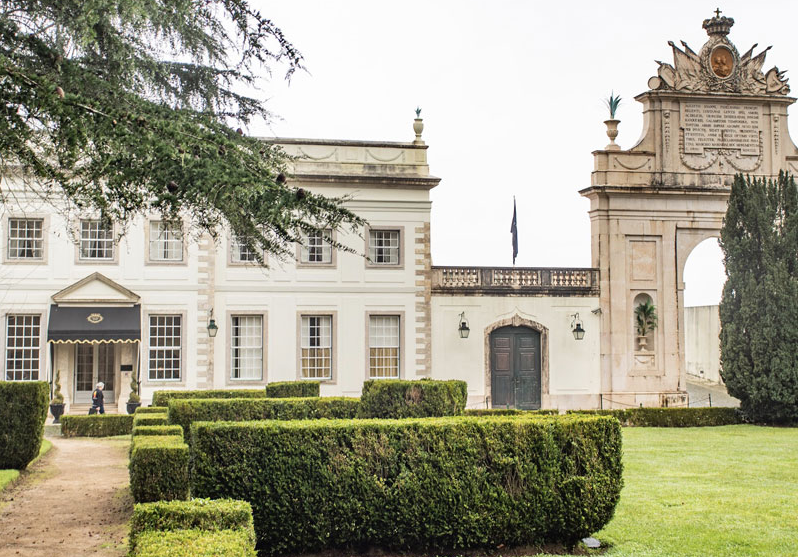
[51,272,140,305]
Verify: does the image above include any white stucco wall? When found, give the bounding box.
[684,305,722,383]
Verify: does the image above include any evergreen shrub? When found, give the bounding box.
[464,408,559,416]
[61,414,134,437]
[133,529,256,557]
[136,406,169,414]
[568,407,743,427]
[0,381,49,469]
[129,498,254,551]
[152,389,267,407]
[168,397,360,434]
[134,413,168,427]
[191,415,623,554]
[265,380,320,398]
[358,379,467,418]
[130,435,189,503]
[133,425,184,438]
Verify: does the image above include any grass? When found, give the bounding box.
[565,425,798,557]
[0,439,52,492]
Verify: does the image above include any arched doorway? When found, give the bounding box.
[489,326,541,409]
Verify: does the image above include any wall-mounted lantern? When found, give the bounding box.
[207,308,219,338]
[571,313,585,340]
[458,312,470,339]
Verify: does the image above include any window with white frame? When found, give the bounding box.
[149,221,183,262]
[368,229,400,265]
[369,315,400,379]
[79,219,114,260]
[300,229,332,264]
[148,315,181,380]
[5,315,41,381]
[231,315,263,380]
[7,218,43,260]
[231,235,259,263]
[300,315,332,379]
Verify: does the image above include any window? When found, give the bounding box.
[300,315,332,379]
[148,315,181,380]
[300,229,332,264]
[79,220,114,260]
[369,315,400,379]
[231,315,263,380]
[149,221,183,262]
[368,229,400,265]
[8,219,43,260]
[231,235,259,263]
[5,315,40,381]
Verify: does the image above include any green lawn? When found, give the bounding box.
[583,425,798,557]
[0,439,52,492]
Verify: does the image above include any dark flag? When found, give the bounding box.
[510,197,518,265]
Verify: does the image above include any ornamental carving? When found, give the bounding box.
[648,12,789,96]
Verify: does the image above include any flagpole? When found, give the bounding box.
[510,196,518,267]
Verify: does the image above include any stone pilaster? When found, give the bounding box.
[195,234,216,388]
[414,222,432,375]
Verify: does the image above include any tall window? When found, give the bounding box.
[8,219,43,259]
[369,315,400,379]
[79,220,114,260]
[232,235,259,263]
[368,229,400,265]
[300,230,332,264]
[149,221,183,262]
[300,315,332,379]
[5,315,40,381]
[231,315,263,380]
[148,315,181,380]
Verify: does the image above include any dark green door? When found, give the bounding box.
[490,326,541,409]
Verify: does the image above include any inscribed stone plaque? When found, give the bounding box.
[631,240,656,281]
[683,102,760,155]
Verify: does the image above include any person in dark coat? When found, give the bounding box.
[90,382,105,415]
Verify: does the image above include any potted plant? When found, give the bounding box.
[127,375,142,414]
[635,300,658,351]
[603,92,622,150]
[50,369,65,423]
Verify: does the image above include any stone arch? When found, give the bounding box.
[676,228,722,289]
[483,315,549,408]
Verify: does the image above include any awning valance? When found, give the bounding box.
[47,304,141,343]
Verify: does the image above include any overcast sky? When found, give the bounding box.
[250,1,798,306]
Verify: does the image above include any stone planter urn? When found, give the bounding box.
[604,119,621,150]
[49,402,65,424]
[126,401,142,414]
[413,118,424,144]
[637,336,648,351]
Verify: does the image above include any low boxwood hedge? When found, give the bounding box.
[61,414,134,437]
[152,389,267,407]
[132,425,184,438]
[129,498,254,551]
[265,380,319,398]
[358,379,468,418]
[136,406,169,414]
[568,407,744,427]
[133,529,256,557]
[0,381,49,469]
[130,435,189,503]
[168,397,360,435]
[191,415,623,554]
[463,408,559,416]
[133,413,168,427]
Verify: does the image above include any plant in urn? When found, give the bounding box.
[603,92,622,150]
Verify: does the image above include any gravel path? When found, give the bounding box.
[0,435,131,557]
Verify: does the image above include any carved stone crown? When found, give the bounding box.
[702,15,734,37]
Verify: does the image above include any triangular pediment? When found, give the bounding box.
[51,273,140,305]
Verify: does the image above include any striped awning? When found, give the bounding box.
[47,304,140,343]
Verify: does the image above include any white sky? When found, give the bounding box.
[249,1,798,306]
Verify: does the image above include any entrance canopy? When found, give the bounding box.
[47,304,141,343]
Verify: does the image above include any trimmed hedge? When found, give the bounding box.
[358,379,468,418]
[61,414,134,437]
[0,381,49,469]
[133,425,184,438]
[130,498,254,551]
[133,529,256,557]
[464,408,559,416]
[191,415,623,553]
[152,389,267,407]
[130,435,189,503]
[136,406,169,414]
[134,413,168,427]
[168,397,360,435]
[265,380,319,398]
[568,407,744,427]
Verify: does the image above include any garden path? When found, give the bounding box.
[0,435,131,557]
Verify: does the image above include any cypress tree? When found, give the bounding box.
[719,172,798,423]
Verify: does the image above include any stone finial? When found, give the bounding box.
[413,107,424,145]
